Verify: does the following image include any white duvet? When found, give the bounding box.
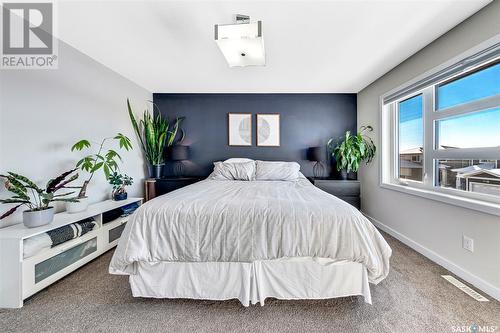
[110,179,392,284]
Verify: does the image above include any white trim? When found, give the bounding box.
[363,213,500,302]
[380,182,500,217]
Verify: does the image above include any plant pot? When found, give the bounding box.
[23,207,55,228]
[340,170,348,180]
[65,197,89,214]
[113,192,128,201]
[148,164,164,179]
[347,171,357,180]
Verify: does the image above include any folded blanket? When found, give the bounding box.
[23,218,97,258]
[23,233,52,258]
[47,218,96,247]
[121,202,140,216]
[103,202,140,223]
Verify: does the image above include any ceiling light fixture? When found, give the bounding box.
[214,14,265,67]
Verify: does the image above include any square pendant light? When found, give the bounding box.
[215,15,265,67]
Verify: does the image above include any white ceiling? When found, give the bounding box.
[57,0,491,93]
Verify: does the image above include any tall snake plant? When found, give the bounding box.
[127,99,184,166]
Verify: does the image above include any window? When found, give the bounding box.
[437,159,500,194]
[436,62,500,110]
[398,95,423,182]
[381,44,500,213]
[436,107,500,149]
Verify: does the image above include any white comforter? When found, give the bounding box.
[110,179,392,283]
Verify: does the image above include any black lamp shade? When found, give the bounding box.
[171,145,190,161]
[307,146,323,162]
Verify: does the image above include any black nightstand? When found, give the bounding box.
[310,178,360,209]
[144,177,203,201]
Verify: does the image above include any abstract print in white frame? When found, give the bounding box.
[228,113,252,146]
[257,114,280,147]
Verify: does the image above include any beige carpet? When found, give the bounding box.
[1,232,499,333]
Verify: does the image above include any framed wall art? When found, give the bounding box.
[228,113,252,146]
[257,114,280,146]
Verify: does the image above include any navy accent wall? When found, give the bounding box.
[153,93,356,177]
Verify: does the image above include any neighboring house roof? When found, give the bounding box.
[452,163,495,174]
[400,147,423,155]
[454,168,500,179]
[400,160,423,169]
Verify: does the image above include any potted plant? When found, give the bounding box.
[68,133,132,213]
[0,170,79,228]
[328,125,376,180]
[127,99,184,179]
[108,172,133,201]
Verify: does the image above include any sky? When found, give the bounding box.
[399,95,423,151]
[399,62,500,152]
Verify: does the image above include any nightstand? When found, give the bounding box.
[144,177,203,201]
[310,178,360,209]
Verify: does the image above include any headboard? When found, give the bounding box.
[153,93,357,178]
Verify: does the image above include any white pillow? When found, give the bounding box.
[210,161,256,181]
[224,158,254,163]
[255,161,301,181]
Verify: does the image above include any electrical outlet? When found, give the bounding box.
[462,235,474,253]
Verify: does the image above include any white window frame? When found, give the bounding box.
[380,35,500,217]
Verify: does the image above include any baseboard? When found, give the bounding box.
[362,212,500,302]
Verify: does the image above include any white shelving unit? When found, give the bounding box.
[0,197,142,308]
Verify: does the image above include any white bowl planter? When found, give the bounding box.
[23,207,55,228]
[65,197,89,214]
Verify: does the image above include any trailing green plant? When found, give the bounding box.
[108,172,133,197]
[127,98,184,166]
[0,170,79,219]
[71,134,132,198]
[327,125,376,173]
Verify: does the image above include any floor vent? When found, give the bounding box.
[441,275,489,302]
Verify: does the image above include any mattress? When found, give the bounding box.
[110,178,391,283]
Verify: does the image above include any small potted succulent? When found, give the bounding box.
[108,172,133,201]
[0,170,79,228]
[69,133,132,213]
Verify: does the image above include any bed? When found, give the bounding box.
[109,160,391,306]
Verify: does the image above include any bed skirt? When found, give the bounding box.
[129,257,372,306]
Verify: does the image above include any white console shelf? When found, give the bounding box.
[0,197,142,308]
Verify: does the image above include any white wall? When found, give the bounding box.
[358,1,500,299]
[0,40,151,227]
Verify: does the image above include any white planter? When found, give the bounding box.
[23,207,55,228]
[65,197,89,214]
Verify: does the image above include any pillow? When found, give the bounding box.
[210,161,256,181]
[255,161,301,181]
[224,158,254,164]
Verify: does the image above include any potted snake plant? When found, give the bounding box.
[0,170,79,228]
[328,125,376,180]
[127,99,184,179]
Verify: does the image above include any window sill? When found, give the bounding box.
[380,182,500,217]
